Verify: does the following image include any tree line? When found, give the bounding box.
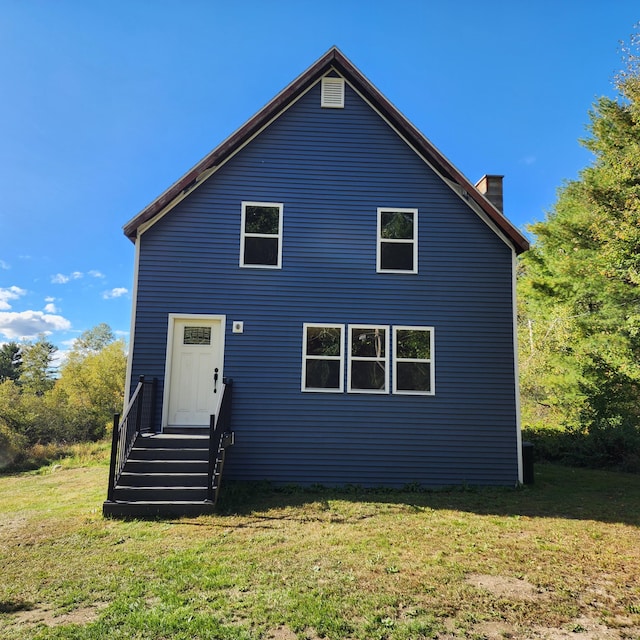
[0,323,126,469]
[518,30,640,471]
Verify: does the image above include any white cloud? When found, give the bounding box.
[44,302,58,313]
[0,260,9,270]
[51,271,84,284]
[0,286,26,310]
[0,311,71,339]
[89,270,105,278]
[45,296,55,302]
[103,287,128,299]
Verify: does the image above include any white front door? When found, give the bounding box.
[165,316,224,428]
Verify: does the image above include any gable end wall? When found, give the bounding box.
[130,81,519,486]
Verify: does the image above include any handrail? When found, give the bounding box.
[207,378,233,503]
[106,375,157,502]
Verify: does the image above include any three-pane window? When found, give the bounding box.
[241,202,283,268]
[377,208,418,273]
[303,324,433,394]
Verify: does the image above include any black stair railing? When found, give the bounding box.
[207,378,234,504]
[106,375,157,502]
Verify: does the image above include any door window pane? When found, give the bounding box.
[183,326,211,345]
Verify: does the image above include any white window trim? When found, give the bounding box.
[376,207,418,274]
[347,324,390,394]
[302,323,345,393]
[392,326,435,395]
[240,201,283,269]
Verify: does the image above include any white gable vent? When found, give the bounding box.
[321,77,345,108]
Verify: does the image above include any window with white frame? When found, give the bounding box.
[393,326,434,395]
[348,325,389,393]
[240,202,283,268]
[302,324,344,392]
[377,208,418,273]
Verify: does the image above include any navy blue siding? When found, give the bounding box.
[130,80,519,486]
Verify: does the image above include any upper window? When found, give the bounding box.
[377,208,418,273]
[348,325,389,393]
[240,202,283,268]
[302,324,344,392]
[393,327,434,395]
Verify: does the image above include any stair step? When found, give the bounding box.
[162,427,209,436]
[112,486,209,502]
[136,434,209,449]
[118,472,208,488]
[128,448,209,461]
[123,460,208,474]
[103,500,215,518]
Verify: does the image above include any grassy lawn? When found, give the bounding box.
[0,451,639,640]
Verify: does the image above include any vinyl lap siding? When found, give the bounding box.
[130,80,519,486]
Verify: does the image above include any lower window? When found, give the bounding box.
[348,325,389,393]
[393,326,434,394]
[302,324,344,392]
[301,323,434,395]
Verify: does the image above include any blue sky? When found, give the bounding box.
[0,0,638,355]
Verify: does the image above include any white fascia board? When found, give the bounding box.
[512,249,524,485]
[123,235,140,409]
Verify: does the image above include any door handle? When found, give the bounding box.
[214,368,219,393]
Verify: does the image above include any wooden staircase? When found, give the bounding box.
[103,431,217,518]
[104,377,234,519]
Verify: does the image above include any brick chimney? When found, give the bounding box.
[475,174,504,214]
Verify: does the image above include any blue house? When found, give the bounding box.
[104,47,529,517]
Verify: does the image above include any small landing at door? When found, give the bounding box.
[165,316,224,429]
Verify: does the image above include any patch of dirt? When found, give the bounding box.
[465,572,543,599]
[528,616,632,639]
[437,616,640,639]
[0,515,29,540]
[8,603,107,627]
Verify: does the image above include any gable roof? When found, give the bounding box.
[123,47,529,254]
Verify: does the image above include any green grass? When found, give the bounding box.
[1,453,639,639]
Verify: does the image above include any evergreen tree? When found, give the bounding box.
[519,30,640,467]
[0,342,22,382]
[19,336,58,395]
